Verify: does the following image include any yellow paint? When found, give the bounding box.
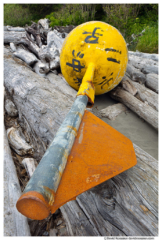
[60,21,128,96]
[77,62,95,105]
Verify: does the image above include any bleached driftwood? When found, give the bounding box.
[22,158,38,178]
[141,65,158,75]
[5,98,18,117]
[110,87,158,130]
[33,60,50,77]
[5,20,65,76]
[4,47,158,236]
[128,55,158,75]
[128,54,158,68]
[146,73,158,93]
[47,31,64,52]
[6,26,25,32]
[99,103,127,120]
[17,37,40,58]
[38,44,60,70]
[126,63,146,84]
[10,43,38,66]
[4,31,26,44]
[4,126,30,236]
[130,81,158,111]
[38,18,50,29]
[26,26,42,47]
[7,127,34,156]
[128,50,158,62]
[120,78,137,95]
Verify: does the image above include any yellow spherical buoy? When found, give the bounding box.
[60,21,128,96]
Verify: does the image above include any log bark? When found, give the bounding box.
[4,126,31,236]
[110,87,158,130]
[4,47,158,236]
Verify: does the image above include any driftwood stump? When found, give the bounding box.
[4,47,158,236]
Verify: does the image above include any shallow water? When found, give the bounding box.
[92,93,158,160]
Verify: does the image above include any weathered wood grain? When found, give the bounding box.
[22,158,38,178]
[126,63,146,84]
[128,55,158,74]
[4,31,26,44]
[121,79,137,95]
[130,81,158,111]
[4,126,31,236]
[146,73,158,93]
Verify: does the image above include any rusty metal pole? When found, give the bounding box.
[17,95,88,220]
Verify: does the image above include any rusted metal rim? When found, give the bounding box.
[16,191,50,220]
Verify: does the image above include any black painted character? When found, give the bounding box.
[74,77,82,87]
[97,73,113,89]
[105,48,122,64]
[83,27,103,44]
[66,50,85,72]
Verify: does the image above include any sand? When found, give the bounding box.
[92,93,158,160]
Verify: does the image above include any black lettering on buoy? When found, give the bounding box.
[105,48,122,54]
[107,58,120,64]
[83,27,103,44]
[74,77,82,86]
[66,59,85,72]
[67,50,85,72]
[98,73,114,89]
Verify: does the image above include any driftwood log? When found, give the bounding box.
[99,103,127,120]
[146,73,158,93]
[4,47,158,236]
[130,81,158,111]
[4,126,30,236]
[128,50,158,62]
[128,54,158,75]
[110,87,158,130]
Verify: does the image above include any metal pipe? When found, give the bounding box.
[16,95,88,219]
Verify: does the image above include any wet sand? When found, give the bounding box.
[92,93,158,160]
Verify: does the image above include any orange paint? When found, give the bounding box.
[16,191,50,220]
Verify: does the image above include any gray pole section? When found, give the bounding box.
[22,95,88,205]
